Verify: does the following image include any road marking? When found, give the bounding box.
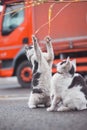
[0,95,29,100]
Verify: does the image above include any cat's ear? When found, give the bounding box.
[71,59,76,71]
[72,59,76,65]
[66,57,70,64]
[64,57,70,68]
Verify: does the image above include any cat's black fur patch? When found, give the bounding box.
[28,46,33,49]
[68,75,85,88]
[33,60,38,74]
[60,61,66,65]
[69,65,75,76]
[32,88,43,94]
[68,74,87,99]
[32,72,41,86]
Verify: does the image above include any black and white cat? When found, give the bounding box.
[25,35,54,108]
[47,57,87,111]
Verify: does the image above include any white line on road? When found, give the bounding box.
[0,96,29,100]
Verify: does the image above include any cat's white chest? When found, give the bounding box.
[52,73,73,95]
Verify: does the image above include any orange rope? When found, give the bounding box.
[35,2,71,35]
[48,3,55,35]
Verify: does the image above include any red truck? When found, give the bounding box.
[0,0,87,87]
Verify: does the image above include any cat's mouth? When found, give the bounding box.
[57,71,64,74]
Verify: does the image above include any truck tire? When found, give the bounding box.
[16,61,32,87]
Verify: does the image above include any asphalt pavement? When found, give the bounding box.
[0,77,87,130]
[0,77,30,97]
[0,100,87,130]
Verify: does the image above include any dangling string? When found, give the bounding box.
[35,2,71,36]
[35,3,55,35]
[48,3,55,35]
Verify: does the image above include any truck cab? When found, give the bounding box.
[0,0,33,87]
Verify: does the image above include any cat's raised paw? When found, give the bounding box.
[45,36,51,43]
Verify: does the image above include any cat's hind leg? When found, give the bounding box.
[57,104,71,111]
[28,92,40,109]
[44,98,51,107]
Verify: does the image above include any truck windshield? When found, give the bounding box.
[2,3,24,35]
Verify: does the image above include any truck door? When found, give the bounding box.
[0,2,29,60]
[0,1,33,87]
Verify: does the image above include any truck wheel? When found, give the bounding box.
[16,61,32,87]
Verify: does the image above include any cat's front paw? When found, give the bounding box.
[28,102,37,109]
[47,107,55,112]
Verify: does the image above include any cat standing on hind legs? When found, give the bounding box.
[47,57,87,112]
[25,35,54,108]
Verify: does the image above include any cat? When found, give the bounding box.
[25,35,54,108]
[47,57,87,111]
